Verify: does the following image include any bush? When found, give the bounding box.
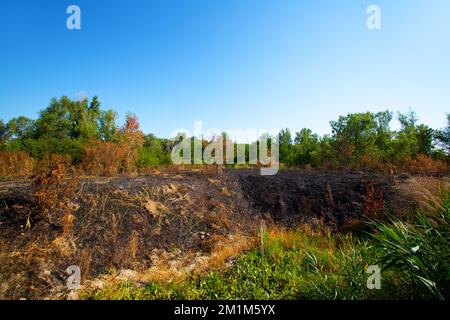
[32,154,78,228]
[401,155,448,174]
[0,151,34,177]
[81,141,128,176]
[137,146,172,168]
[35,153,72,173]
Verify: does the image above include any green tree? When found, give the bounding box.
[99,110,119,142]
[434,114,450,155]
[330,112,379,164]
[415,124,434,155]
[34,97,72,139]
[0,119,7,144]
[293,128,320,166]
[374,111,394,155]
[391,110,436,160]
[138,133,172,166]
[279,128,293,164]
[33,96,102,141]
[5,116,35,140]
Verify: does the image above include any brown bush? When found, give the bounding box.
[81,141,128,176]
[35,154,72,173]
[358,155,396,175]
[361,181,385,217]
[119,114,144,174]
[0,151,34,177]
[32,155,77,227]
[401,155,448,174]
[81,115,144,175]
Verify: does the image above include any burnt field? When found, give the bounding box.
[0,169,444,299]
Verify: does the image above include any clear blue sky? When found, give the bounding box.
[0,0,449,138]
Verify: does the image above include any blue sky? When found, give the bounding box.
[0,0,449,138]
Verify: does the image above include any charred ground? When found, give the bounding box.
[0,169,436,299]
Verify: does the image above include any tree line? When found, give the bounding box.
[0,96,448,175]
[0,96,172,173]
[278,110,448,169]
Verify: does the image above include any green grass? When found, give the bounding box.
[83,192,450,300]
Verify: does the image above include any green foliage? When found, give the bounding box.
[5,116,35,140]
[0,119,6,144]
[370,194,450,299]
[33,96,100,141]
[0,96,173,167]
[99,110,119,142]
[1,96,447,170]
[327,110,396,165]
[279,128,293,164]
[292,128,321,166]
[434,114,450,155]
[137,134,172,167]
[277,110,447,168]
[1,96,105,162]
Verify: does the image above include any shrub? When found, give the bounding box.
[81,115,145,176]
[137,147,163,167]
[81,141,128,176]
[32,154,78,227]
[361,181,385,217]
[0,151,34,177]
[35,153,72,173]
[119,114,144,174]
[401,155,448,174]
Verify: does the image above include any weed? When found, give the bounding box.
[362,181,385,217]
[32,154,78,228]
[369,199,450,299]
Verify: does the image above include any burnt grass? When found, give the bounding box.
[235,170,410,226]
[0,169,416,299]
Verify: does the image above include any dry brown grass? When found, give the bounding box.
[193,233,256,273]
[79,248,93,282]
[84,231,257,288]
[0,238,75,300]
[0,151,34,178]
[344,155,448,175]
[128,230,139,263]
[141,164,220,176]
[32,155,78,227]
[398,176,449,214]
[81,141,128,176]
[401,155,448,175]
